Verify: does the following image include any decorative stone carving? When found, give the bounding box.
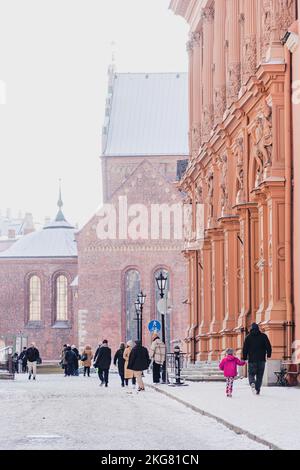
[243,36,257,84]
[202,105,214,142]
[206,171,214,225]
[261,0,272,61]
[214,86,226,124]
[233,136,246,204]
[278,0,295,36]
[227,63,241,108]
[191,125,201,158]
[220,154,229,216]
[251,99,273,187]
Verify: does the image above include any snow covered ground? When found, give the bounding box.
[146,377,300,450]
[0,373,267,450]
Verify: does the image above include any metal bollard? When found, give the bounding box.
[168,346,188,387]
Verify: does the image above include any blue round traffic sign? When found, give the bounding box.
[148,320,161,333]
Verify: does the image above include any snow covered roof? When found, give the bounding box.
[0,198,77,259]
[102,72,189,157]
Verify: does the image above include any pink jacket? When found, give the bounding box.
[219,355,245,378]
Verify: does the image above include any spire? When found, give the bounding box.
[55,179,66,222]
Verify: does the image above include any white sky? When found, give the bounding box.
[0,0,188,227]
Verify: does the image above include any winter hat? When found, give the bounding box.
[251,323,259,331]
[226,348,234,356]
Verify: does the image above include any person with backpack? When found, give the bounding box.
[114,342,126,387]
[81,345,93,377]
[127,340,150,392]
[94,340,112,387]
[26,342,40,380]
[242,323,272,395]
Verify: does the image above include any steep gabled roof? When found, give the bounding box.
[102,72,189,157]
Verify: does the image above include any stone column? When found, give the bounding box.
[220,217,240,353]
[187,39,194,153]
[265,0,294,63]
[197,239,212,361]
[208,229,225,360]
[256,196,269,324]
[213,0,226,125]
[242,0,257,84]
[202,5,214,142]
[191,31,202,158]
[226,0,241,107]
[263,183,286,352]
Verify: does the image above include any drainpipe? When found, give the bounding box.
[284,46,294,360]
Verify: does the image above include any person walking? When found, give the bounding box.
[242,323,272,395]
[149,333,166,384]
[18,347,28,373]
[60,344,68,376]
[94,340,112,387]
[127,340,150,392]
[123,341,136,388]
[114,343,126,387]
[12,352,19,373]
[71,345,80,376]
[219,349,246,397]
[26,343,40,380]
[81,345,93,377]
[64,345,77,376]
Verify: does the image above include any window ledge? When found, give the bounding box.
[25,321,44,329]
[52,321,71,329]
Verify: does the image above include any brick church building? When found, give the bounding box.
[0,70,189,360]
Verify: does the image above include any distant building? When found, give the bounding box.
[0,194,78,358]
[0,70,189,360]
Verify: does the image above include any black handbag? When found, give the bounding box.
[81,353,88,362]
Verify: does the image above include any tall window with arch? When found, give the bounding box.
[56,275,68,321]
[125,270,141,342]
[29,275,41,321]
[154,269,171,349]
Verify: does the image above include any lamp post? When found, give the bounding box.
[136,291,146,346]
[135,300,141,341]
[155,271,168,382]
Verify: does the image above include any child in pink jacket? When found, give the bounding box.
[219,348,246,397]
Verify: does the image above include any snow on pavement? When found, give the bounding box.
[0,373,267,450]
[145,377,300,450]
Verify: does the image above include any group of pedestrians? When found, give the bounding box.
[219,323,272,397]
[12,343,41,380]
[15,322,272,399]
[60,344,83,377]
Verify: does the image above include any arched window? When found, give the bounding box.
[125,270,141,342]
[29,275,41,321]
[56,275,68,321]
[154,269,171,349]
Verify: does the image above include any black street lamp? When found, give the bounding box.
[156,271,168,299]
[135,300,141,341]
[155,271,168,383]
[136,291,146,345]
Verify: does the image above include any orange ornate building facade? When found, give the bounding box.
[170,0,300,381]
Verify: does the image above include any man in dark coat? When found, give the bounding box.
[127,340,150,391]
[114,343,126,387]
[71,345,80,376]
[65,346,77,376]
[26,343,40,380]
[242,323,272,395]
[94,340,112,387]
[18,347,28,373]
